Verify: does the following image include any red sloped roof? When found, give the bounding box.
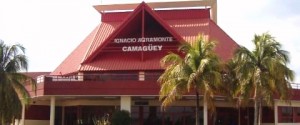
[23,72,50,79]
[208,20,239,61]
[78,19,238,71]
[167,19,210,42]
[51,22,121,75]
[79,52,165,71]
[81,4,145,64]
[83,2,184,63]
[51,2,238,74]
[81,22,121,63]
[167,19,238,61]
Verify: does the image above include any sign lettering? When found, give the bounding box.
[114,37,173,43]
[114,37,173,52]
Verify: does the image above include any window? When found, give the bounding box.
[282,107,293,116]
[280,107,293,123]
[296,107,300,116]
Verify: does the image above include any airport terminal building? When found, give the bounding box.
[22,1,300,125]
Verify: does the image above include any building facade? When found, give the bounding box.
[22,1,300,125]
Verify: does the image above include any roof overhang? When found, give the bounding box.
[94,0,218,23]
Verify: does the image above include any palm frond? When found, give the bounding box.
[232,32,295,121]
[0,41,35,124]
[158,34,222,115]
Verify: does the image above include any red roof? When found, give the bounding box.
[23,72,50,79]
[83,2,184,63]
[79,53,164,71]
[51,22,121,75]
[51,2,238,75]
[167,19,238,61]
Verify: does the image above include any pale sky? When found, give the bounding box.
[0,0,300,83]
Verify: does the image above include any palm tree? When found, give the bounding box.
[220,61,239,101]
[232,33,294,125]
[0,40,35,124]
[158,35,222,125]
[222,60,247,125]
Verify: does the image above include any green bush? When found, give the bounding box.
[111,110,131,125]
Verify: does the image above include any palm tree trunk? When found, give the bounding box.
[238,106,241,125]
[196,90,200,125]
[254,87,258,125]
[258,98,262,125]
[254,100,258,125]
[254,84,263,125]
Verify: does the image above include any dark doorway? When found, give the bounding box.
[131,106,198,125]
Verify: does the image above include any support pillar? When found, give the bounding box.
[274,100,278,125]
[20,102,25,125]
[78,72,84,81]
[120,96,131,112]
[204,101,208,125]
[61,106,65,125]
[50,96,56,125]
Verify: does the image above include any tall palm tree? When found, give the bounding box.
[158,35,222,125]
[0,40,35,124]
[232,33,294,125]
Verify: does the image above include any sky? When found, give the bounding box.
[0,0,300,83]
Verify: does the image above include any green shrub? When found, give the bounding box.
[111,110,131,125]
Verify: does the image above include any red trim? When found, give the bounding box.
[43,81,160,95]
[27,82,300,100]
[83,2,184,63]
[141,7,145,61]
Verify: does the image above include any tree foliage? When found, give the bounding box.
[158,35,222,125]
[0,40,35,124]
[231,33,294,125]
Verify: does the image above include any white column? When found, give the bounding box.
[204,101,208,125]
[120,96,131,112]
[50,96,56,125]
[78,72,84,81]
[274,100,278,125]
[20,102,25,125]
[138,71,145,81]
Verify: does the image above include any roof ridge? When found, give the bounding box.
[79,23,103,71]
[50,24,104,75]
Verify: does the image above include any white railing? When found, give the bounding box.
[291,83,300,89]
[35,73,161,83]
[37,75,45,83]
